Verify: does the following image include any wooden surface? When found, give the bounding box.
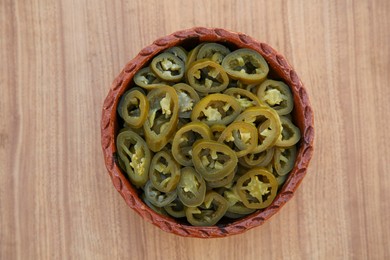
[1,0,389,259]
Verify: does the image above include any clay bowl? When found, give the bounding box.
[101,27,314,238]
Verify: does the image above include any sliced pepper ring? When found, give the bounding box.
[171,122,212,166]
[257,79,293,115]
[222,48,269,83]
[196,42,231,64]
[224,87,264,109]
[236,168,278,209]
[164,198,186,218]
[117,88,149,128]
[191,94,242,126]
[133,67,167,90]
[235,107,282,153]
[240,147,275,168]
[165,46,188,63]
[177,167,206,207]
[223,186,256,215]
[185,191,228,226]
[206,166,237,189]
[275,116,301,147]
[144,181,177,208]
[151,52,185,82]
[116,130,151,187]
[186,59,229,93]
[173,83,200,118]
[217,121,258,158]
[149,150,181,192]
[273,146,297,176]
[143,86,179,152]
[192,140,238,182]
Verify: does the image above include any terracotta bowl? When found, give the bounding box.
[101,27,314,238]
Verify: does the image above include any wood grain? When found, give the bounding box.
[1,0,389,259]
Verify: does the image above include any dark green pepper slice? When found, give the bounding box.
[274,146,297,176]
[224,87,264,109]
[206,166,236,189]
[165,46,187,63]
[235,107,282,153]
[186,59,229,93]
[196,43,231,64]
[192,140,238,182]
[144,86,179,152]
[116,130,151,187]
[236,168,278,209]
[133,67,167,90]
[150,52,185,82]
[177,167,206,207]
[257,80,294,115]
[185,191,228,226]
[222,48,269,83]
[275,116,301,147]
[217,121,258,158]
[191,94,242,126]
[117,88,149,128]
[239,147,275,168]
[173,83,200,118]
[171,122,212,166]
[141,194,168,216]
[164,198,186,218]
[185,43,206,71]
[149,150,181,192]
[144,181,177,207]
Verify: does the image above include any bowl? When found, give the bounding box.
[101,27,314,238]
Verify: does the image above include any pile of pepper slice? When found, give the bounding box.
[116,43,301,226]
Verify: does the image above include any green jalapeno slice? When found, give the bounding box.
[192,140,238,182]
[144,86,179,152]
[235,107,282,153]
[116,130,151,187]
[185,43,206,70]
[144,181,177,207]
[206,166,237,189]
[141,194,168,216]
[149,150,181,192]
[117,89,149,128]
[196,43,231,64]
[224,87,264,109]
[165,46,187,63]
[224,211,251,219]
[222,48,269,83]
[210,124,226,140]
[172,122,212,166]
[164,198,186,218]
[275,116,301,147]
[177,167,206,207]
[186,59,229,93]
[150,52,185,82]
[240,147,275,168]
[133,67,167,90]
[257,80,293,115]
[173,83,200,118]
[191,94,241,126]
[223,186,256,215]
[236,168,278,209]
[274,146,297,176]
[185,191,228,226]
[217,121,258,158]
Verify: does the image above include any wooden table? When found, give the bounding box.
[1,0,389,259]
